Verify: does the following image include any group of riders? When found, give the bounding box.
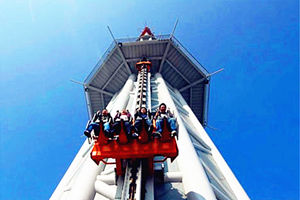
[84,103,177,140]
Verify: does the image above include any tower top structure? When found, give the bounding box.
[84,27,210,125]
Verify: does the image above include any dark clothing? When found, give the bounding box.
[114,112,132,123]
[154,109,177,133]
[85,111,113,137]
[154,110,174,121]
[134,111,153,133]
[134,111,152,121]
[156,118,176,133]
[92,111,113,124]
[114,112,133,135]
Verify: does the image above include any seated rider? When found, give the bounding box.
[84,109,113,138]
[114,109,132,136]
[154,103,177,137]
[133,107,153,138]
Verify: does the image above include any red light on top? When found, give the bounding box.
[140,27,154,37]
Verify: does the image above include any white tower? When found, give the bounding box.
[51,27,249,200]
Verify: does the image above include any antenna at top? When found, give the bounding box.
[170,19,179,38]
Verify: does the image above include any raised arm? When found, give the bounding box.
[91,111,100,122]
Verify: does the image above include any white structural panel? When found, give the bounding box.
[155,73,217,200]
[174,89,250,200]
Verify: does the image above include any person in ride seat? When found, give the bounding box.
[84,109,113,138]
[114,109,133,136]
[153,103,177,137]
[133,107,153,138]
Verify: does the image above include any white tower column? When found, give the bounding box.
[155,73,217,200]
[59,74,136,200]
[110,74,136,115]
[174,89,250,200]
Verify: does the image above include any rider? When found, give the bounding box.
[133,107,153,138]
[154,103,177,137]
[84,109,113,138]
[114,109,133,136]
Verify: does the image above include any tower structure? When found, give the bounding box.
[51,27,249,200]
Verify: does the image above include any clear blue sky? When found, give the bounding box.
[0,1,298,199]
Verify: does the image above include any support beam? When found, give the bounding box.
[158,41,171,73]
[170,19,179,39]
[97,174,116,185]
[179,68,224,92]
[117,47,132,75]
[183,121,212,151]
[102,63,124,90]
[164,172,182,183]
[157,19,178,74]
[210,184,232,200]
[166,59,191,84]
[171,41,208,77]
[193,143,212,155]
[159,18,180,73]
[126,56,162,63]
[179,77,206,92]
[201,161,237,200]
[87,84,114,96]
[70,79,114,97]
[84,87,93,119]
[107,26,132,75]
[202,83,209,126]
[190,87,192,107]
[94,180,117,200]
[101,93,105,109]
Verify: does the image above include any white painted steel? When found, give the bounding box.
[97,174,115,185]
[87,84,114,96]
[155,73,217,200]
[110,74,136,116]
[174,89,250,200]
[51,75,135,200]
[50,140,103,200]
[66,158,104,200]
[179,77,206,92]
[50,141,86,199]
[100,167,115,175]
[166,59,191,84]
[134,162,143,200]
[200,160,236,200]
[94,180,117,200]
[164,172,182,183]
[158,41,171,73]
[193,143,212,155]
[121,163,131,200]
[210,184,232,200]
[144,176,154,200]
[84,88,93,119]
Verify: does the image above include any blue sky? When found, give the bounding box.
[0,0,298,199]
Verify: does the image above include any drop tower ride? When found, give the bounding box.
[51,27,249,200]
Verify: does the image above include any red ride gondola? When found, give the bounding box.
[90,119,178,176]
[90,59,178,176]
